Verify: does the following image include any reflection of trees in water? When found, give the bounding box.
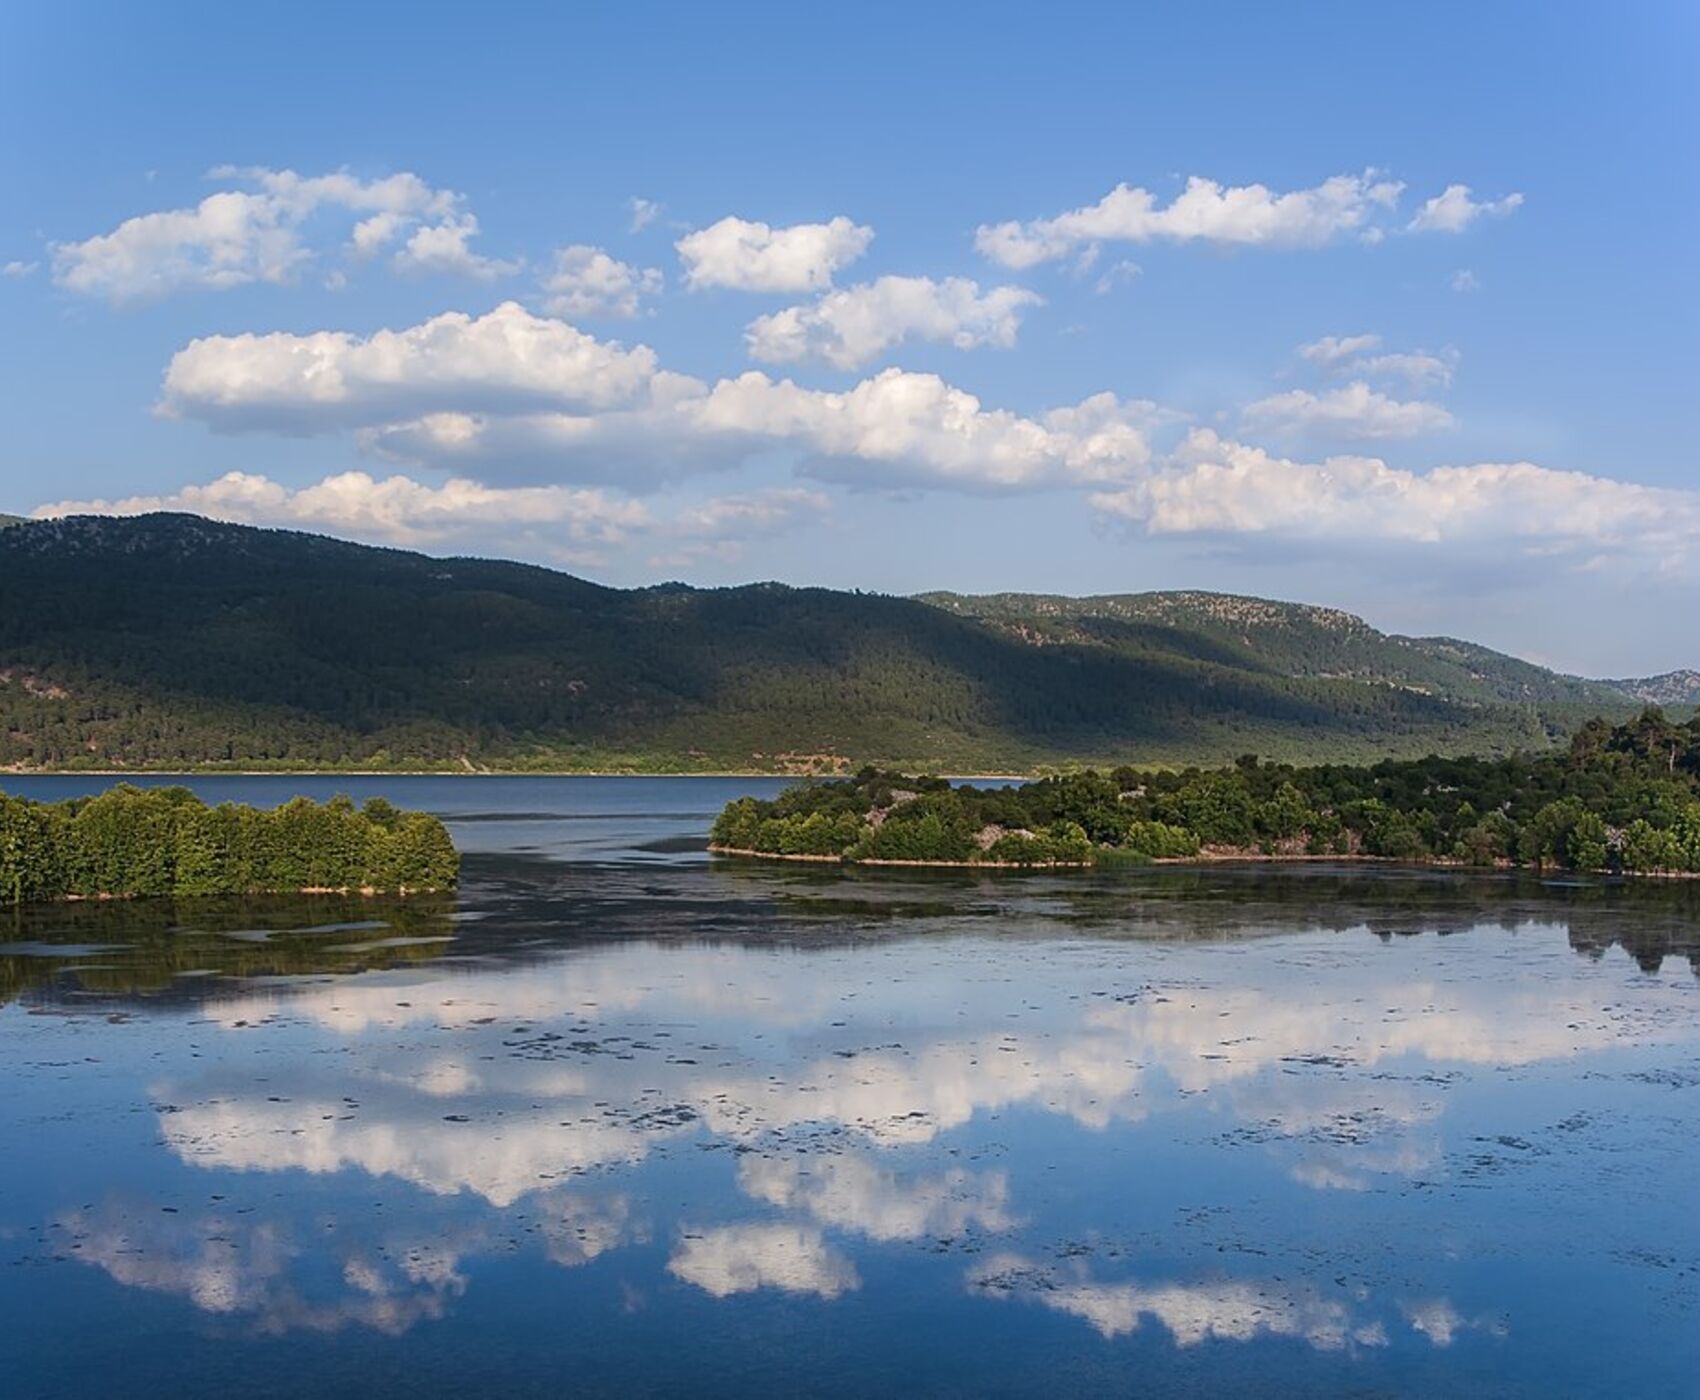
[7,854,1697,1009]
[0,891,457,1007]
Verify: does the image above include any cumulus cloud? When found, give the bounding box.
[2,259,37,277]
[1408,184,1524,234]
[693,370,1155,491]
[538,245,662,319]
[745,275,1041,370]
[393,213,520,280]
[1242,382,1456,440]
[676,214,873,291]
[627,196,663,232]
[32,472,830,569]
[975,170,1405,268]
[51,166,512,302]
[159,302,661,430]
[361,373,1157,493]
[31,470,650,552]
[158,303,1156,493]
[1091,428,1700,565]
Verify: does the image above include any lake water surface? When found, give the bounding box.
[3,776,1698,1397]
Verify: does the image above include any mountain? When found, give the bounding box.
[0,513,1662,774]
[916,590,1634,710]
[1609,670,1700,707]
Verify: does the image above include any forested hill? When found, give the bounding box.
[0,513,1660,774]
[917,590,1634,711]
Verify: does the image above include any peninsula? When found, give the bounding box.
[712,710,1700,875]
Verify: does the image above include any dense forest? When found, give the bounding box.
[0,513,1676,774]
[712,709,1700,874]
[0,784,459,901]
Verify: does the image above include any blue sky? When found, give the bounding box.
[2,1,1695,675]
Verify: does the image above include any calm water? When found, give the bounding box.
[3,777,1699,1398]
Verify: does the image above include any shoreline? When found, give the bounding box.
[709,845,1700,881]
[34,884,453,905]
[0,769,1039,782]
[707,844,1092,869]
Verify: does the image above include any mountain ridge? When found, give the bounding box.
[0,513,1676,774]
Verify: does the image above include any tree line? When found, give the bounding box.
[712,709,1700,873]
[0,785,459,902]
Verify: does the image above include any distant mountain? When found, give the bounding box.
[916,590,1643,712]
[0,514,1663,773]
[1609,670,1700,707]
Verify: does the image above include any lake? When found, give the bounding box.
[3,776,1698,1397]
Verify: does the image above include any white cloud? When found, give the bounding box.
[676,214,873,292]
[31,472,831,569]
[667,1223,858,1299]
[31,470,650,552]
[538,245,662,319]
[160,302,660,430]
[1242,382,1455,440]
[1092,259,1142,295]
[2,259,38,277]
[745,275,1041,370]
[393,213,519,280]
[350,211,408,256]
[1450,268,1481,293]
[1349,351,1456,390]
[50,166,507,303]
[691,370,1154,491]
[1408,184,1524,234]
[1300,336,1457,390]
[627,197,662,232]
[1298,333,1382,367]
[975,170,1406,268]
[158,303,1156,494]
[1091,428,1700,564]
[361,373,1156,493]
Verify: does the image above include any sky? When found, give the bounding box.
[1,1,1695,676]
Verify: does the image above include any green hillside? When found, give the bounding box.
[917,590,1632,711]
[0,514,1656,773]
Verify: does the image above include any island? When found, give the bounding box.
[0,785,458,902]
[712,710,1700,875]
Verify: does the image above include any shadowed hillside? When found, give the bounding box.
[0,514,1656,772]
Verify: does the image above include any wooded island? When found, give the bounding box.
[0,785,459,902]
[712,710,1700,874]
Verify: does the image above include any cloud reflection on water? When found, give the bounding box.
[35,917,1700,1348]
